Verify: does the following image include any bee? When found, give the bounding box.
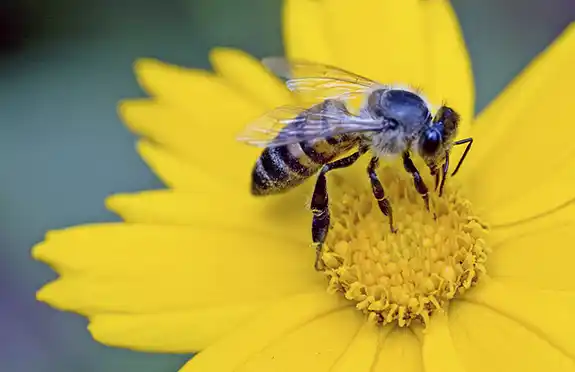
[237,58,473,269]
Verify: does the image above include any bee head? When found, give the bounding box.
[419,127,443,157]
[418,105,460,160]
[433,106,460,140]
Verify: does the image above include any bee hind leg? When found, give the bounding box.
[311,151,363,271]
[367,157,397,233]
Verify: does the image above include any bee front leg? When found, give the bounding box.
[429,165,440,192]
[402,152,431,212]
[438,150,450,197]
[311,151,363,271]
[367,157,397,233]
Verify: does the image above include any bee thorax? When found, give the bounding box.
[366,129,409,157]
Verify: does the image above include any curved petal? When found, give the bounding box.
[322,0,425,87]
[87,302,267,353]
[330,322,381,372]
[372,328,423,372]
[322,1,473,120]
[136,140,224,191]
[462,24,575,224]
[237,309,362,372]
[133,58,264,115]
[106,190,309,241]
[449,301,575,371]
[178,292,349,372]
[487,210,575,291]
[422,312,466,372]
[464,22,575,174]
[120,100,261,185]
[422,0,475,128]
[482,165,575,227]
[33,223,322,314]
[283,0,334,64]
[463,278,575,361]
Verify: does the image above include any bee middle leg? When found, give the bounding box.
[402,152,431,212]
[311,151,363,270]
[367,157,396,233]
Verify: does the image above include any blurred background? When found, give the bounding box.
[0,0,573,371]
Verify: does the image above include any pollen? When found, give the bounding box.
[319,165,489,327]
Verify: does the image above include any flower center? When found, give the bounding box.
[318,165,489,327]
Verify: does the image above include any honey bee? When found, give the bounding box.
[237,58,473,269]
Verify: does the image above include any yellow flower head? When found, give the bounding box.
[33,1,575,371]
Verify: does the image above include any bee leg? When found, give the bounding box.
[367,157,397,233]
[451,137,473,177]
[402,152,431,213]
[438,150,450,197]
[311,151,363,270]
[429,165,440,191]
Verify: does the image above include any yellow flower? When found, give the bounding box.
[33,0,575,371]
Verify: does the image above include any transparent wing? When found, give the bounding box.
[262,57,378,85]
[237,105,384,148]
[262,57,384,105]
[285,77,370,104]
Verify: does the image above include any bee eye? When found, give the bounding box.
[387,117,400,129]
[420,129,442,155]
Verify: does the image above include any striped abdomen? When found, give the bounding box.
[251,134,358,195]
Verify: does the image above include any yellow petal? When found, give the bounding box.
[87,302,266,353]
[372,328,423,372]
[422,0,474,134]
[282,0,334,64]
[237,309,362,372]
[135,140,225,191]
[449,301,575,371]
[130,58,271,189]
[120,100,261,183]
[178,292,349,372]
[322,0,425,87]
[466,23,575,172]
[482,165,575,227]
[106,190,309,241]
[134,59,262,113]
[120,95,262,187]
[462,24,575,219]
[422,312,466,372]
[209,48,294,109]
[33,223,322,314]
[488,215,575,291]
[330,322,380,372]
[464,278,575,360]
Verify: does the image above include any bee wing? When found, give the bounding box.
[285,77,371,104]
[237,105,383,148]
[262,57,384,104]
[262,57,378,85]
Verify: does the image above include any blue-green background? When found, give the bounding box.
[0,0,573,371]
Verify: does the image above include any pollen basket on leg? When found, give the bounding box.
[319,166,489,327]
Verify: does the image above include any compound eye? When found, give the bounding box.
[421,129,442,155]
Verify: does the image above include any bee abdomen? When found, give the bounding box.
[251,143,321,196]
